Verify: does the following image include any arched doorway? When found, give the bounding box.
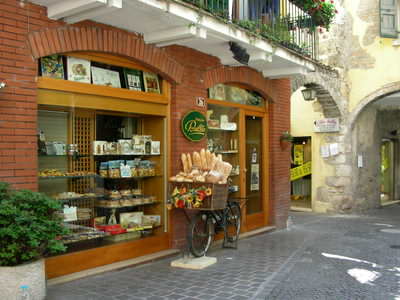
[350,88,400,209]
[290,71,345,212]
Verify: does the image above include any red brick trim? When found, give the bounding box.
[203,66,274,100]
[26,25,184,84]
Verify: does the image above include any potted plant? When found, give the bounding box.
[0,182,68,300]
[280,131,294,149]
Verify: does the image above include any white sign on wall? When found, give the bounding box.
[314,118,340,133]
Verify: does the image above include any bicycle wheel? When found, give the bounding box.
[187,212,214,257]
[224,202,241,244]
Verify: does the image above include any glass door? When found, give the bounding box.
[245,114,265,229]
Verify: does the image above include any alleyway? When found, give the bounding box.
[47,206,400,300]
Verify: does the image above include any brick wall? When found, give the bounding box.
[0,1,60,190]
[0,1,291,248]
[165,46,291,245]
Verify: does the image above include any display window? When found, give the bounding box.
[38,107,166,253]
[37,52,170,277]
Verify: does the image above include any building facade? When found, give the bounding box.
[290,0,400,213]
[0,0,323,279]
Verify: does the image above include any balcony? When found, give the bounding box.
[182,0,318,59]
[31,0,319,78]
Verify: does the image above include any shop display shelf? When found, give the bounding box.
[39,174,100,180]
[101,175,160,180]
[215,150,239,154]
[96,201,160,209]
[58,194,105,202]
[93,154,161,158]
[208,127,237,132]
[39,154,89,157]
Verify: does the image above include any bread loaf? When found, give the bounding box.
[187,153,193,171]
[192,151,201,168]
[181,153,188,174]
[200,149,207,170]
[209,153,217,171]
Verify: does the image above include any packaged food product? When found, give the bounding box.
[108,160,121,178]
[99,162,108,177]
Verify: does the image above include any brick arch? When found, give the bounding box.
[203,66,273,100]
[26,25,184,84]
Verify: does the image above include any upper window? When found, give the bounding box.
[380,0,398,38]
[208,84,265,107]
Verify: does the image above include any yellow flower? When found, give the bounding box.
[205,188,212,196]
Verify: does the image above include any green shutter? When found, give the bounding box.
[380,0,398,38]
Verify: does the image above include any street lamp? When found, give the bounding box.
[301,84,317,101]
[0,82,6,89]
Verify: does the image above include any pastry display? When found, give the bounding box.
[169,148,232,184]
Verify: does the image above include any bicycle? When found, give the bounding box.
[187,198,242,257]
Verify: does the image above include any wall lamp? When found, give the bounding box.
[0,82,6,89]
[301,84,317,101]
[229,41,250,65]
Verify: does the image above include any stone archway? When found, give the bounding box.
[346,82,400,210]
[291,67,345,119]
[291,67,353,212]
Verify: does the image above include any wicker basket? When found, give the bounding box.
[169,182,228,211]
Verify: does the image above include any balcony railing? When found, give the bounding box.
[181,0,318,60]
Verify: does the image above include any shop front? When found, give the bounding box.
[37,52,172,278]
[0,1,292,279]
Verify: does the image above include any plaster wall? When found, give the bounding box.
[292,0,400,212]
[291,90,336,212]
[320,0,400,113]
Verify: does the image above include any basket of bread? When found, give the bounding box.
[169,149,232,210]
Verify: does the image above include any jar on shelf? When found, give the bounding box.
[108,160,121,178]
[138,160,149,176]
[148,161,156,176]
[99,162,108,177]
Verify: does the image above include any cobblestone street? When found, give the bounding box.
[47,206,400,300]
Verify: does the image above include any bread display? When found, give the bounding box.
[170,148,232,184]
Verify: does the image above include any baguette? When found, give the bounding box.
[181,153,188,174]
[200,148,207,170]
[192,151,201,168]
[187,153,193,171]
[206,150,212,170]
[209,153,217,171]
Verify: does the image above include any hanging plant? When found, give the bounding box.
[290,0,338,30]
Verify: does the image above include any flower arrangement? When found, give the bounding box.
[290,0,338,30]
[171,186,212,209]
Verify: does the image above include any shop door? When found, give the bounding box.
[381,139,395,204]
[244,113,267,230]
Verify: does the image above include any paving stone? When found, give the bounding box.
[48,207,400,300]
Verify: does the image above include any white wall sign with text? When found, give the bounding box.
[314,118,340,133]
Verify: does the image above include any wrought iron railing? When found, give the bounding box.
[181,0,318,60]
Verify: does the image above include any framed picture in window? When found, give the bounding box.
[40,55,64,79]
[123,68,144,91]
[91,66,121,88]
[67,56,91,83]
[227,86,248,104]
[208,84,226,100]
[143,72,160,94]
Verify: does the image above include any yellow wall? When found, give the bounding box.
[291,89,336,212]
[345,1,400,112]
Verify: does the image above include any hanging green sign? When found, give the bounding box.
[181,110,207,142]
